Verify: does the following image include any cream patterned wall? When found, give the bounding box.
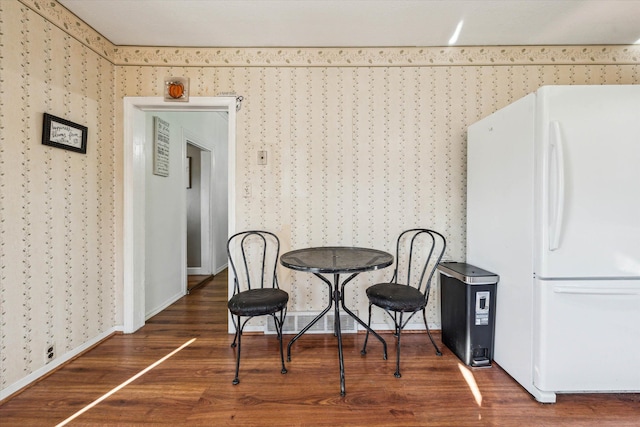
[114,58,639,323]
[1,0,639,396]
[1,0,116,395]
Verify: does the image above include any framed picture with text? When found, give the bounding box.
[153,116,170,177]
[42,113,88,154]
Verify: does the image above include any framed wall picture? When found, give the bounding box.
[42,113,88,154]
[153,116,170,177]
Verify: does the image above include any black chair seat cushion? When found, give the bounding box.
[366,283,426,312]
[228,288,289,317]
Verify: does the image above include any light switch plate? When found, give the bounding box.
[258,150,267,165]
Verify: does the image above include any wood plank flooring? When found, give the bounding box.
[1,270,639,426]
[187,274,214,294]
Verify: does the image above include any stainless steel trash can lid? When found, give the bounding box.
[437,262,499,285]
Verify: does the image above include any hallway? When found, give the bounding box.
[187,274,214,293]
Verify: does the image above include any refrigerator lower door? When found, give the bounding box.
[534,279,640,392]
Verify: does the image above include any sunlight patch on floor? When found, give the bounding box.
[458,363,483,407]
[55,338,197,427]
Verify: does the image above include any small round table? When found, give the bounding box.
[280,246,393,396]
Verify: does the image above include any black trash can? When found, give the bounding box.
[437,262,499,367]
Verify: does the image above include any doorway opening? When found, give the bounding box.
[186,135,214,293]
[186,139,212,275]
[123,97,237,333]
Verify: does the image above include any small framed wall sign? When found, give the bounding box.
[42,113,88,154]
[153,116,170,177]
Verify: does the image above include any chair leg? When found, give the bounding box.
[361,303,373,355]
[422,308,442,356]
[232,314,242,385]
[394,312,403,378]
[393,312,400,338]
[230,315,239,348]
[274,312,287,375]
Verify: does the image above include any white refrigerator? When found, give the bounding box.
[466,85,640,403]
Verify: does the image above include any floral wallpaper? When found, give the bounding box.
[1,0,116,397]
[1,0,639,397]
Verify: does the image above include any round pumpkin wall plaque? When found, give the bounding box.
[168,82,184,99]
[164,77,189,102]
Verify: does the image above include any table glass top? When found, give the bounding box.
[280,246,393,274]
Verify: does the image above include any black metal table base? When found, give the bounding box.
[286,272,387,396]
[281,246,393,396]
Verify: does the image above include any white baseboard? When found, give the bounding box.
[252,313,442,335]
[0,326,122,401]
[369,321,442,332]
[187,267,209,275]
[214,263,227,275]
[187,263,226,277]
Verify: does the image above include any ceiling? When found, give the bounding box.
[58,0,640,48]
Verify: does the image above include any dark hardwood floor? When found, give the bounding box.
[1,270,639,426]
[187,274,214,294]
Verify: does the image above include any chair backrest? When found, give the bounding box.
[227,230,281,296]
[389,229,446,297]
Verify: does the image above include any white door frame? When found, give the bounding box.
[123,96,236,333]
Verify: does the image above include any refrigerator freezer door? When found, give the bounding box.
[534,279,640,392]
[536,85,640,279]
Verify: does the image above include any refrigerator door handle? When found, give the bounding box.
[548,121,565,251]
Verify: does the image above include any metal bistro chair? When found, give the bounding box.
[362,229,446,378]
[227,230,289,385]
